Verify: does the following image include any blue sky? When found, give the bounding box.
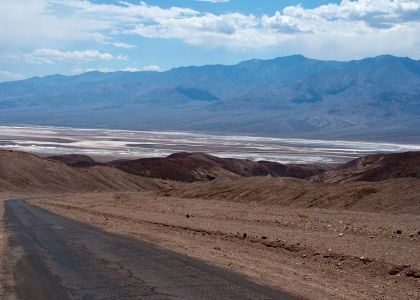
[0,0,419,82]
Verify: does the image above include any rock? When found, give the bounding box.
[405,268,420,278]
[338,233,344,237]
[213,247,221,251]
[242,233,247,239]
[261,236,268,240]
[388,265,406,275]
[396,229,402,234]
[186,213,191,218]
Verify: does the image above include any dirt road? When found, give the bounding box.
[28,193,420,300]
[1,199,296,300]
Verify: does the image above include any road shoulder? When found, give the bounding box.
[30,192,420,300]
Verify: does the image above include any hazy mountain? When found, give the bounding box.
[0,55,419,142]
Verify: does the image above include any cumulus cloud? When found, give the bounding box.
[130,0,419,59]
[121,67,140,72]
[0,0,109,52]
[70,65,160,74]
[112,42,136,49]
[27,49,125,64]
[120,65,160,72]
[132,12,260,46]
[0,0,419,62]
[53,0,199,23]
[142,65,161,71]
[129,0,420,50]
[0,0,196,53]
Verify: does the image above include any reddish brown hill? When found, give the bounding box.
[315,151,420,183]
[110,152,325,182]
[0,150,168,193]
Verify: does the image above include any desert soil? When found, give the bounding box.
[30,192,420,300]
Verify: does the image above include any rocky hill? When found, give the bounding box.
[314,151,420,183]
[0,150,167,193]
[108,152,325,182]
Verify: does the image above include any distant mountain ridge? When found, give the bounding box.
[0,55,419,142]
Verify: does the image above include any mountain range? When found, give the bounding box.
[0,55,419,142]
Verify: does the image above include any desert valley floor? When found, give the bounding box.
[0,147,419,299]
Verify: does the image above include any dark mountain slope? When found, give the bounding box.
[47,151,420,184]
[315,151,420,183]
[47,152,325,183]
[110,152,325,182]
[47,154,98,167]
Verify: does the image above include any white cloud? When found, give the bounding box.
[0,0,109,52]
[0,70,26,82]
[53,0,199,22]
[121,66,140,72]
[129,1,420,43]
[128,0,420,59]
[70,65,160,74]
[142,65,160,71]
[28,49,125,64]
[112,42,136,49]
[0,0,419,62]
[0,0,196,53]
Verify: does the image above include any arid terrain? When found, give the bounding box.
[2,2,420,299]
[0,150,419,299]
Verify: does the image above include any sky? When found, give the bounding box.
[0,0,419,82]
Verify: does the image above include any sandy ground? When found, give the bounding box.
[30,192,420,300]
